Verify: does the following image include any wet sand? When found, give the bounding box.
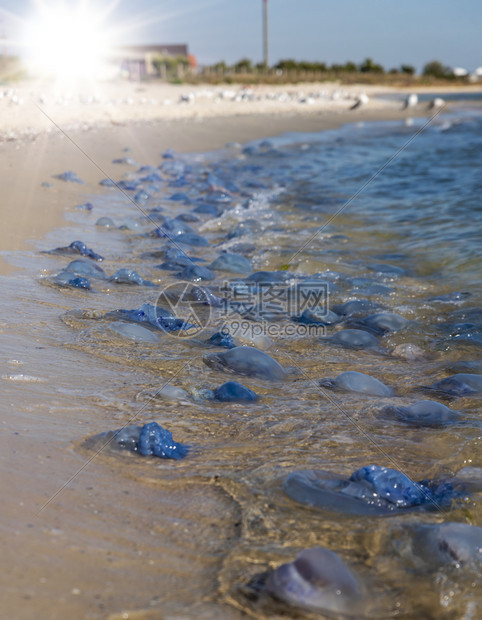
[0,266,246,619]
[0,82,476,620]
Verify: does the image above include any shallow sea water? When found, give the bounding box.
[1,107,481,619]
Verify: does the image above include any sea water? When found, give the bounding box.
[1,106,481,619]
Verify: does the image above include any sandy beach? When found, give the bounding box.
[1,79,481,620]
[0,79,457,273]
[0,80,409,138]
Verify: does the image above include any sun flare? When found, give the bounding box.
[23,1,114,81]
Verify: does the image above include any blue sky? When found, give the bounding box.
[1,0,481,72]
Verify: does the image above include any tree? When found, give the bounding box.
[255,62,267,71]
[234,58,253,73]
[423,60,453,78]
[359,57,384,73]
[213,61,228,73]
[343,61,357,72]
[152,55,190,80]
[176,56,190,68]
[174,56,190,78]
[275,59,298,71]
[152,55,176,78]
[331,62,357,72]
[400,64,415,75]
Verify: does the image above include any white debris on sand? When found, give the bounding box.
[0,80,397,142]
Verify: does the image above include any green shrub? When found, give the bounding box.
[359,57,385,73]
[400,64,415,75]
[423,60,453,78]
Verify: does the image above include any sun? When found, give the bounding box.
[22,1,116,81]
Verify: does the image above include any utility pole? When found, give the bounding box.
[263,0,269,68]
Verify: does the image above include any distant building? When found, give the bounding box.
[115,44,196,80]
[452,67,468,77]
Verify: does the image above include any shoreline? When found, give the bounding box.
[0,88,450,274]
[1,81,481,620]
[384,83,482,93]
[4,78,481,142]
